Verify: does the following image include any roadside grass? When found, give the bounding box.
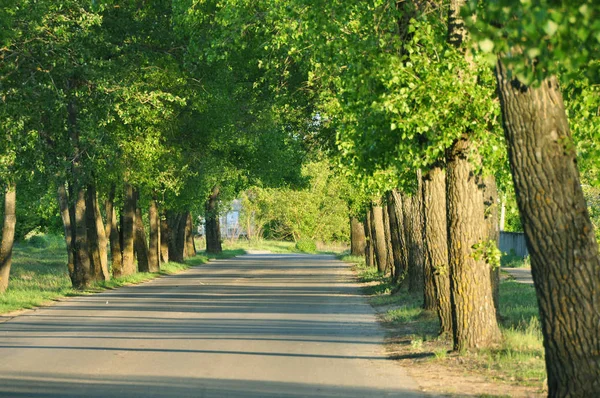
[344,255,546,392]
[222,238,348,255]
[501,253,530,268]
[1,235,243,315]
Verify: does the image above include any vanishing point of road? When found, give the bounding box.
[0,253,422,397]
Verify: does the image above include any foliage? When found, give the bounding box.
[294,238,317,253]
[240,160,350,243]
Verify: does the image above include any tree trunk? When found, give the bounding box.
[496,63,600,397]
[370,202,388,273]
[57,183,74,277]
[184,212,196,258]
[387,190,409,284]
[69,187,93,289]
[120,183,136,276]
[446,135,501,350]
[147,198,160,272]
[160,214,170,263]
[423,167,452,336]
[0,184,16,293]
[85,184,109,281]
[364,212,375,268]
[444,0,500,351]
[105,187,122,277]
[417,172,436,311]
[382,202,394,277]
[205,186,222,254]
[482,175,500,317]
[407,178,425,296]
[350,217,366,256]
[134,204,150,272]
[167,212,185,263]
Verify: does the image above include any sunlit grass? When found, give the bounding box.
[221,238,348,255]
[345,252,546,389]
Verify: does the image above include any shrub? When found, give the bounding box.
[26,234,49,248]
[295,238,316,253]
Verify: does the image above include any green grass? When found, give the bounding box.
[346,253,546,389]
[501,253,530,268]
[1,237,244,315]
[222,238,348,255]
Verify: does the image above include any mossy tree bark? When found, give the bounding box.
[496,62,600,396]
[205,186,222,254]
[147,198,161,272]
[68,187,93,289]
[446,135,501,350]
[445,0,500,351]
[0,184,16,293]
[350,217,366,257]
[370,202,388,274]
[482,175,500,316]
[387,190,408,284]
[423,166,452,336]
[120,183,136,276]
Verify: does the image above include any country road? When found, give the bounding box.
[0,253,423,397]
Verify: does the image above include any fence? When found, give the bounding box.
[499,231,528,258]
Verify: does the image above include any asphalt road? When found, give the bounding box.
[501,267,534,285]
[0,253,423,397]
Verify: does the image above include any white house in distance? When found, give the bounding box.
[197,199,246,239]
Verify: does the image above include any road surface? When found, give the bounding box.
[501,267,534,285]
[0,253,423,397]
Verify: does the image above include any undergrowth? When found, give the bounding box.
[344,255,546,391]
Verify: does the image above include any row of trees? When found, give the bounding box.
[183,0,600,395]
[0,1,307,291]
[1,1,599,395]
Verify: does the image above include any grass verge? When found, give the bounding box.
[222,238,348,255]
[1,238,243,315]
[343,256,546,396]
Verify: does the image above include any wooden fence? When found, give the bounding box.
[499,231,529,258]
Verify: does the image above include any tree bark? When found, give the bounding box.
[68,187,93,289]
[423,167,452,336]
[370,202,388,274]
[496,62,600,397]
[205,186,222,254]
[105,186,122,277]
[160,214,170,264]
[184,212,196,258]
[85,184,109,281]
[350,217,366,257]
[407,178,425,296]
[446,135,501,350]
[57,183,74,277]
[167,211,185,263]
[0,184,16,293]
[120,183,136,276]
[134,204,150,272]
[383,203,395,277]
[387,190,409,284]
[482,175,500,317]
[147,198,160,272]
[364,212,375,268]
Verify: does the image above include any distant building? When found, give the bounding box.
[197,199,247,239]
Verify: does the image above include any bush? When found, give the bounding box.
[26,234,49,248]
[295,238,317,253]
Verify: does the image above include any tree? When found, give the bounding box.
[466,0,600,393]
